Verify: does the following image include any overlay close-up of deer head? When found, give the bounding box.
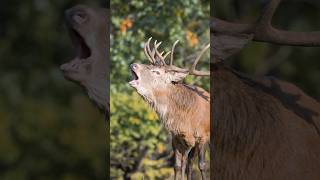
[129,37,210,180]
[60,5,109,114]
[211,0,320,179]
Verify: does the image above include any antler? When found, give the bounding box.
[144,37,170,65]
[144,37,210,76]
[166,42,210,76]
[189,44,210,76]
[211,0,320,46]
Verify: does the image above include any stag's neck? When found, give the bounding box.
[212,64,284,153]
[150,83,197,131]
[83,78,109,112]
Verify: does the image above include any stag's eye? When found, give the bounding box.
[152,70,160,75]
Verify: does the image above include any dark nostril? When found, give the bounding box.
[60,64,68,72]
[131,63,138,69]
[72,11,87,24]
[64,9,87,25]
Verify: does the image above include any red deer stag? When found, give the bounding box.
[211,0,320,179]
[60,5,109,115]
[129,38,210,180]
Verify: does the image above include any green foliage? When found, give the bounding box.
[110,0,210,178]
[110,92,169,179]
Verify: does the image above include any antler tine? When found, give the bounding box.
[144,37,174,65]
[170,40,179,66]
[258,0,281,25]
[156,41,162,48]
[189,44,210,76]
[149,39,157,62]
[144,38,154,64]
[212,0,320,46]
[163,51,171,61]
[144,38,209,75]
[146,37,157,64]
[154,40,168,66]
[166,39,209,75]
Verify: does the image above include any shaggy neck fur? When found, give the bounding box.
[84,78,109,113]
[143,83,197,133]
[84,51,109,113]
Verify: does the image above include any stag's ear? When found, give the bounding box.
[169,71,188,82]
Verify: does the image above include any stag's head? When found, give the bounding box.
[60,5,109,111]
[129,37,209,97]
[60,5,108,85]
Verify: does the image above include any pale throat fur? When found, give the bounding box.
[137,82,208,137]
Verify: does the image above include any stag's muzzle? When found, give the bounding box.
[129,63,140,87]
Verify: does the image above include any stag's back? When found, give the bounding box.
[212,64,320,180]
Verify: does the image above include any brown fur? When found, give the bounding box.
[148,83,210,180]
[130,47,210,179]
[153,83,210,145]
[211,63,320,180]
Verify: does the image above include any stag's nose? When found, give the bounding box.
[60,63,69,72]
[130,63,138,70]
[64,7,88,25]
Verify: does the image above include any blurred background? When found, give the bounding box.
[3,0,318,179]
[0,0,107,179]
[214,0,320,99]
[110,0,209,179]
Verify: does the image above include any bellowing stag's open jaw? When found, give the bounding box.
[60,7,93,76]
[129,64,140,87]
[66,13,92,61]
[68,27,91,59]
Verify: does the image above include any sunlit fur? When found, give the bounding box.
[130,63,210,179]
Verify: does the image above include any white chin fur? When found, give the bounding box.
[129,80,138,87]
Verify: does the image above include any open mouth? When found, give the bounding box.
[68,27,91,59]
[129,69,139,87]
[131,69,138,80]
